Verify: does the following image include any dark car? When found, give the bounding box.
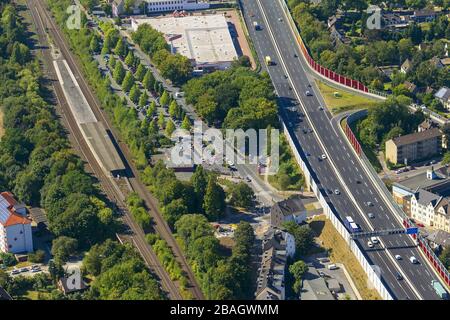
[396,273,403,281]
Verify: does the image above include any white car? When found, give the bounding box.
[368,212,375,219]
[321,154,327,160]
[395,255,402,260]
[371,237,379,244]
[306,90,313,96]
[334,189,340,195]
[409,256,418,264]
[367,241,374,248]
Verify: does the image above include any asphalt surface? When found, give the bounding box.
[240,0,443,300]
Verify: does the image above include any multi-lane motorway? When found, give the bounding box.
[240,0,443,299]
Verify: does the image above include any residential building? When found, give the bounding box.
[403,81,418,94]
[412,9,437,23]
[300,265,335,300]
[418,119,438,132]
[435,87,450,110]
[146,0,210,13]
[270,195,307,228]
[401,58,412,74]
[0,192,33,254]
[410,189,441,227]
[255,227,295,300]
[434,198,450,232]
[385,128,442,165]
[430,56,444,69]
[426,230,450,250]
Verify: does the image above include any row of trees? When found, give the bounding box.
[132,24,192,85]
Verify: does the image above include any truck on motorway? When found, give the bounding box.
[265,56,272,66]
[432,280,449,299]
[253,21,261,30]
[344,216,360,233]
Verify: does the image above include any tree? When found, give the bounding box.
[124,50,135,67]
[129,84,140,103]
[122,71,134,92]
[283,221,314,257]
[160,90,169,106]
[113,62,125,85]
[28,250,46,263]
[442,152,450,166]
[202,177,226,220]
[142,69,155,90]
[191,166,209,198]
[165,119,175,137]
[168,100,180,119]
[148,101,157,117]
[158,111,166,129]
[440,246,450,270]
[51,236,78,263]
[228,182,254,209]
[289,260,308,295]
[135,63,146,81]
[181,115,191,130]
[138,91,148,108]
[89,34,101,54]
[114,37,126,57]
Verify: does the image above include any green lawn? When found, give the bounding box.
[315,80,381,115]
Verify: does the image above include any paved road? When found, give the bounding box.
[240,0,442,299]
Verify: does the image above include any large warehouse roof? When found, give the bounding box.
[132,14,238,67]
[79,122,126,174]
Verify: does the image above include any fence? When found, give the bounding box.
[279,0,388,98]
[345,111,450,289]
[281,121,393,300]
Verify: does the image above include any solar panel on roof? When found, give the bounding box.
[0,194,11,224]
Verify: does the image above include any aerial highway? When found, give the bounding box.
[240,0,444,299]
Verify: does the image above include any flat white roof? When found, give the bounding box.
[133,14,238,66]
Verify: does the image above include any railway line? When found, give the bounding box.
[27,0,194,300]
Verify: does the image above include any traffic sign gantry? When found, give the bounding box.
[350,227,419,239]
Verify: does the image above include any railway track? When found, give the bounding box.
[27,0,182,300]
[31,0,204,300]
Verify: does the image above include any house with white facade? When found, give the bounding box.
[410,189,441,227]
[0,192,33,254]
[270,195,307,228]
[146,0,209,13]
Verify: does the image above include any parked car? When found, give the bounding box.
[334,189,340,195]
[327,264,338,270]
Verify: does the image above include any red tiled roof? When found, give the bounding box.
[0,192,17,206]
[3,212,31,227]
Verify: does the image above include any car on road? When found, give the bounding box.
[318,271,327,277]
[368,212,375,219]
[321,154,327,160]
[318,106,324,110]
[278,17,283,21]
[366,201,373,207]
[327,264,338,270]
[367,241,374,248]
[334,189,340,195]
[409,256,418,264]
[306,90,313,96]
[245,177,251,183]
[308,128,313,133]
[302,128,308,134]
[395,255,402,260]
[10,269,20,276]
[396,272,403,281]
[293,53,298,58]
[371,237,379,244]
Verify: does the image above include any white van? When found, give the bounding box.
[327,264,338,270]
[409,256,418,264]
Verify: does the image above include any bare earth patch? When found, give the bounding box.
[309,215,382,300]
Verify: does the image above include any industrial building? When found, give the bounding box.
[131,14,238,71]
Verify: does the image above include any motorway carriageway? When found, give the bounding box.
[241,0,442,299]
